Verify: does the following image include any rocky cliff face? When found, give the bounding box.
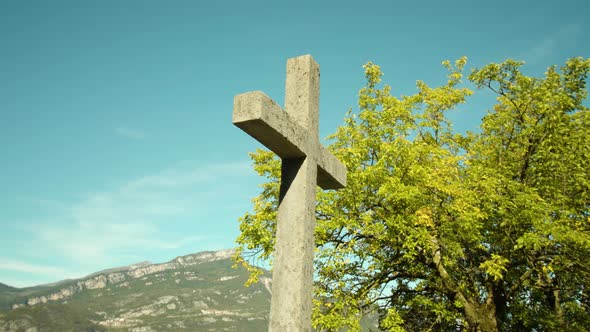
[0,249,271,332]
[19,249,237,308]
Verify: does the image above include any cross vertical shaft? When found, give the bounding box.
[270,56,319,331]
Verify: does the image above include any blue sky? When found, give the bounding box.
[1,0,588,287]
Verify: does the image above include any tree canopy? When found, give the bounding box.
[234,56,590,331]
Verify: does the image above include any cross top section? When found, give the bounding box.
[233,55,346,189]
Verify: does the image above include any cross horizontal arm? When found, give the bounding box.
[233,91,307,159]
[233,91,347,190]
[317,145,347,189]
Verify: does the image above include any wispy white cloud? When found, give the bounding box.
[115,127,145,140]
[25,160,254,271]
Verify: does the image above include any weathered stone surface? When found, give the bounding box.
[234,92,346,190]
[26,296,48,306]
[233,55,347,331]
[80,275,107,289]
[108,272,126,284]
[47,286,76,301]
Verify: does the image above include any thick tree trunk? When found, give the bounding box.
[430,236,500,332]
[545,274,565,328]
[461,298,499,332]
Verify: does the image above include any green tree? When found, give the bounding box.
[234,57,590,331]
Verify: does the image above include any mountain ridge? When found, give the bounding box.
[8,249,239,309]
[0,248,272,331]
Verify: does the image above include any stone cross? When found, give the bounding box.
[233,55,347,331]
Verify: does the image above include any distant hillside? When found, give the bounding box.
[0,284,17,293]
[0,249,272,331]
[0,283,21,316]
